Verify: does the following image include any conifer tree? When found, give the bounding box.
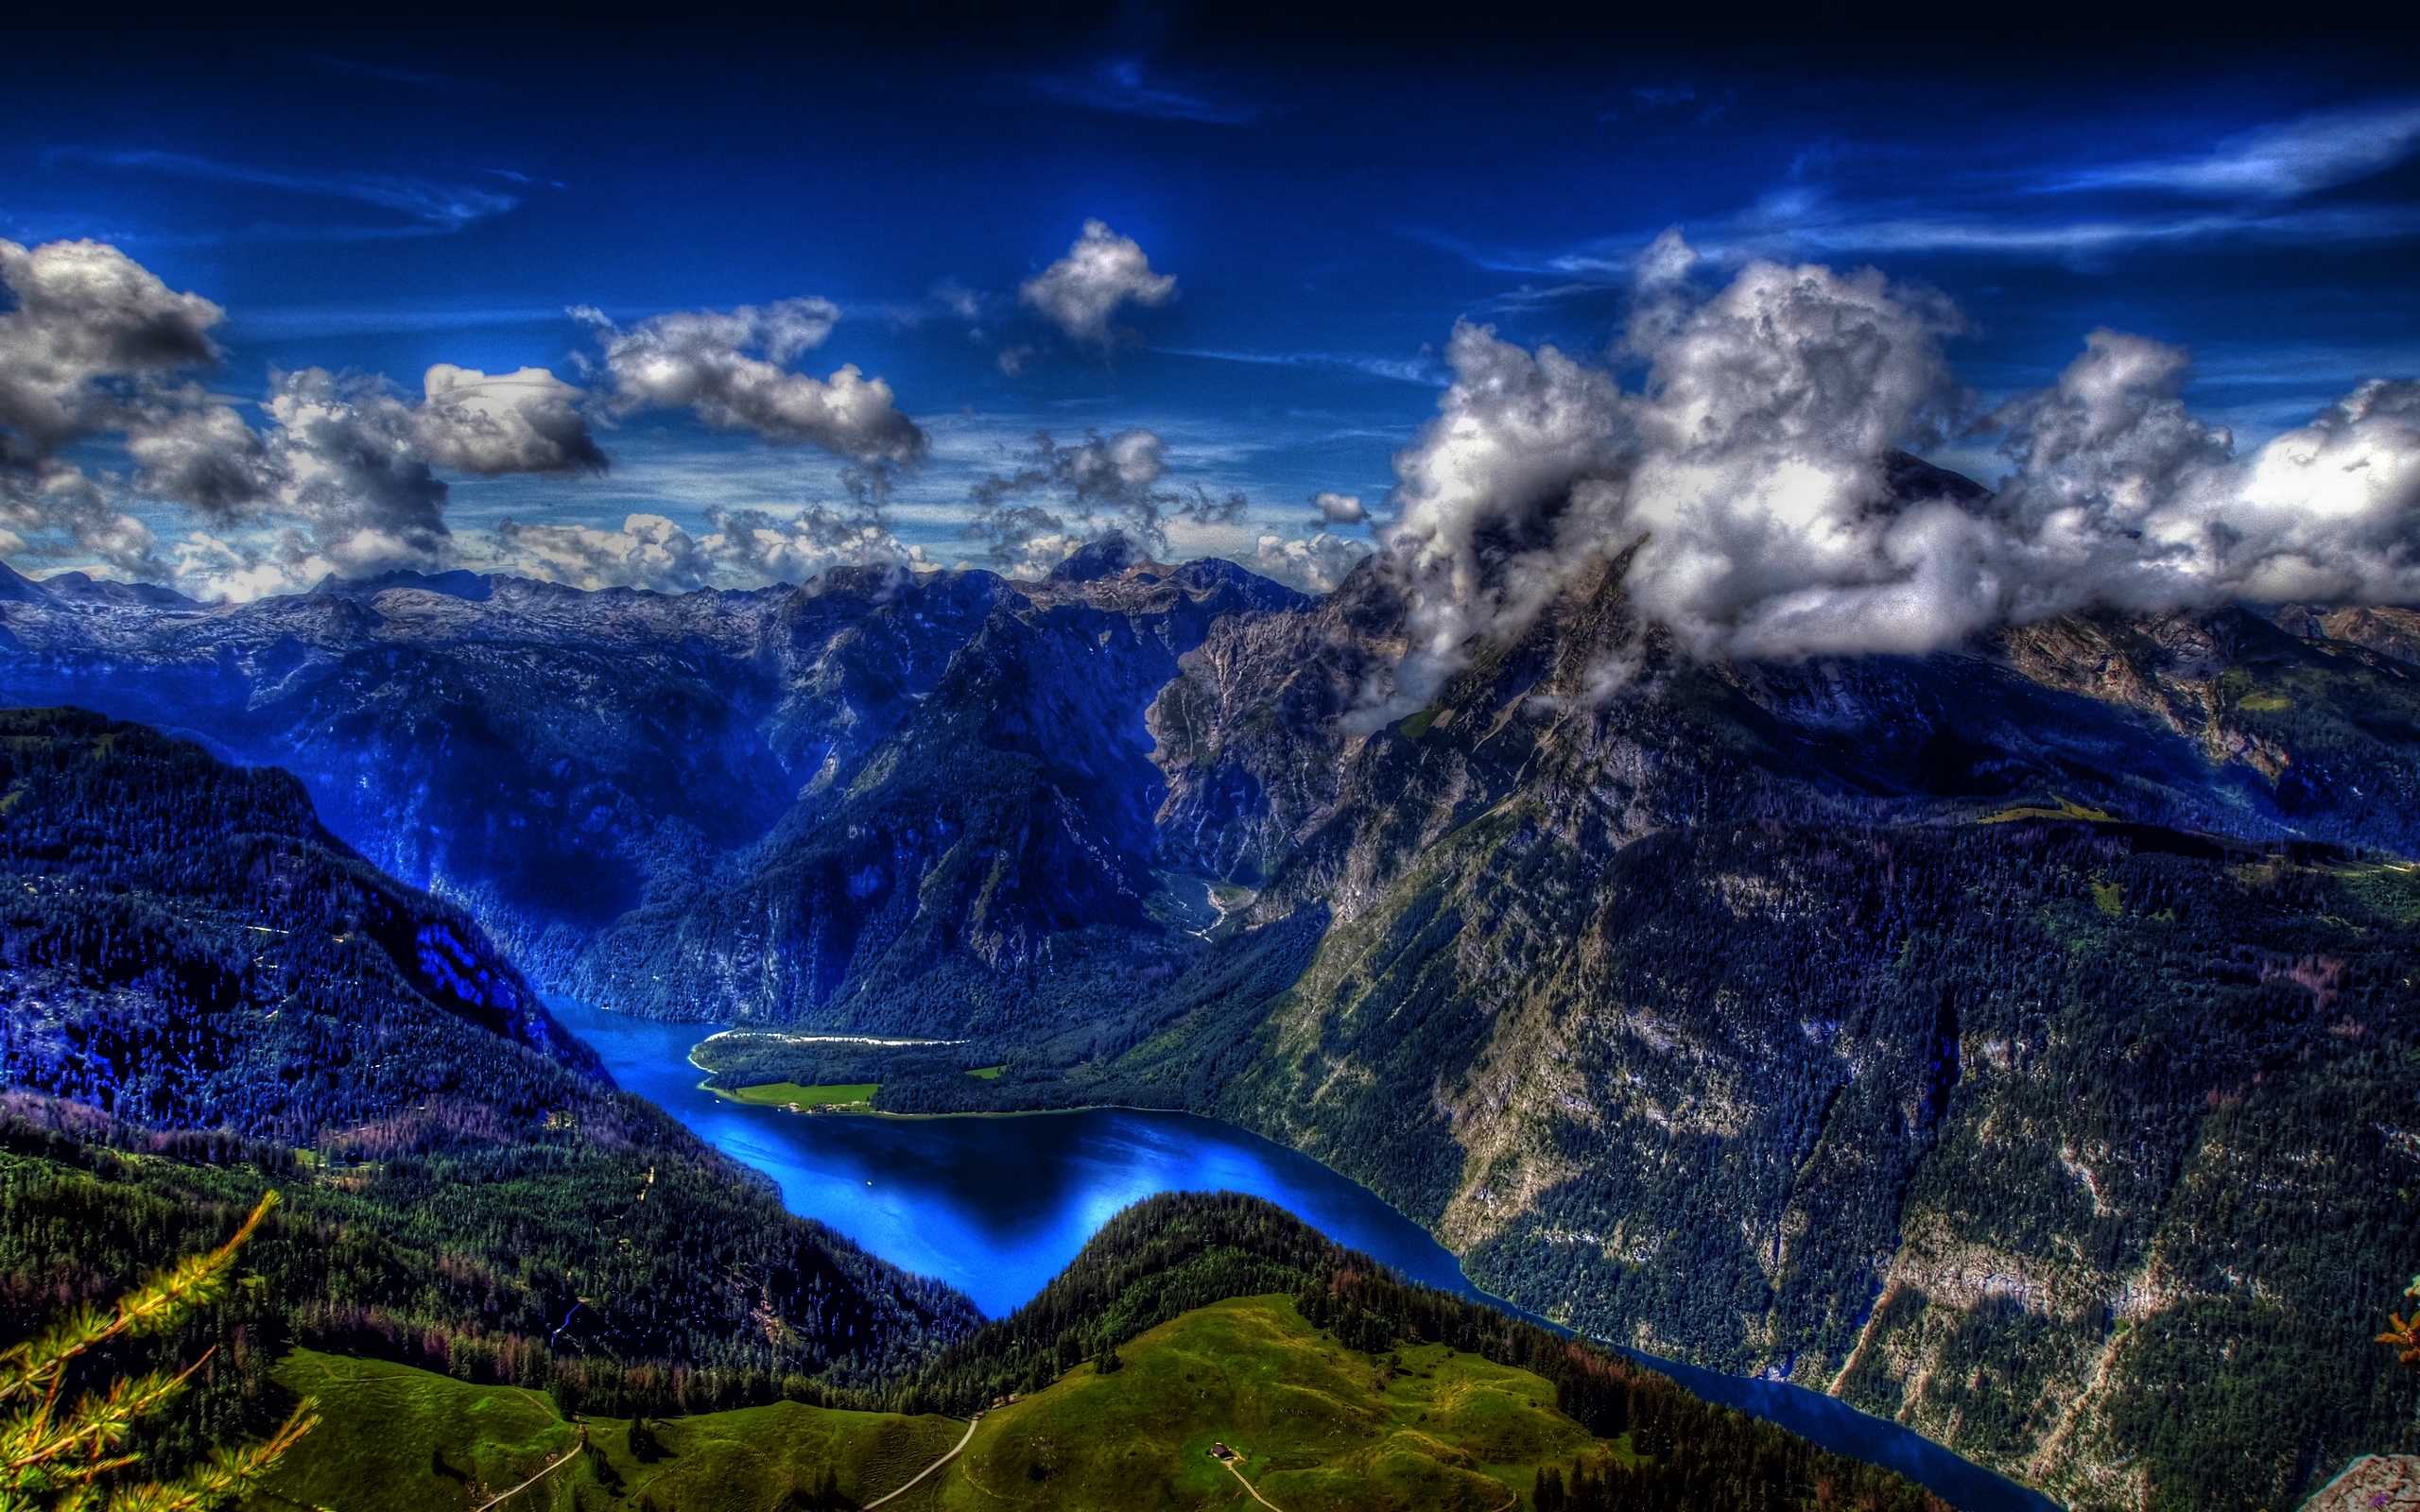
[0,1193,316,1511]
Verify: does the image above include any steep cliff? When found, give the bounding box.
[569,541,1305,1030]
[1105,563,2420,1512]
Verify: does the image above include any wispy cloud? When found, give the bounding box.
[1159,347,1445,387]
[1463,98,2420,284]
[54,149,520,234]
[1599,199,2420,266]
[1022,59,1257,124]
[1599,81,1736,126]
[2051,99,2420,199]
[228,304,576,338]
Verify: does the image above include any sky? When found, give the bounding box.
[3,9,2416,617]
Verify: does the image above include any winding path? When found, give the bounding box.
[860,1414,982,1509]
[1219,1453,1288,1512]
[469,1427,586,1511]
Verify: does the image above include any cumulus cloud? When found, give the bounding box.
[491,504,918,593]
[0,238,955,602]
[117,393,274,519]
[1254,532,1373,593]
[1988,340,2420,609]
[961,427,1245,573]
[1374,233,2420,704]
[1310,490,1366,525]
[262,367,453,576]
[1019,221,1177,346]
[415,364,607,476]
[580,298,925,465]
[0,237,627,598]
[0,238,222,457]
[0,238,233,576]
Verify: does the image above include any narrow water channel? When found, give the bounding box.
[548,1000,2061,1512]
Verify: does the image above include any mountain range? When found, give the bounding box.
[4,502,2418,1510]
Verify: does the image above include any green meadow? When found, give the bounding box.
[245,1297,1616,1511]
[718,1081,881,1109]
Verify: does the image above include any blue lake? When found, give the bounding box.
[548,999,2060,1512]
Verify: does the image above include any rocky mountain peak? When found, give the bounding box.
[1049,531,1148,583]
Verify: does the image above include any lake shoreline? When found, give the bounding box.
[559,997,2059,1512]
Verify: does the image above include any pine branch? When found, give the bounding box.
[2,1360,205,1485]
[104,1403,323,1512]
[0,1194,279,1409]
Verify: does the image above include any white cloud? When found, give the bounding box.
[262,367,452,576]
[1311,490,1366,525]
[962,427,1244,570]
[70,149,521,235]
[1253,532,1372,593]
[0,236,628,598]
[0,238,223,456]
[1370,235,2420,698]
[487,505,920,593]
[0,238,228,577]
[415,364,607,476]
[1019,220,1177,346]
[2060,99,2420,200]
[581,298,925,464]
[1024,60,1257,125]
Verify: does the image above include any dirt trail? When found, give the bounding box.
[861,1415,982,1509]
[1220,1454,1288,1511]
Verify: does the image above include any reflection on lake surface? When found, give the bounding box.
[548,999,2056,1512]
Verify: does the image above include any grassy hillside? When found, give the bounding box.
[227,1194,1949,1511]
[246,1349,962,1512]
[949,1295,1600,1511]
[246,1299,1616,1512]
[0,707,978,1466]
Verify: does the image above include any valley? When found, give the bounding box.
[6,531,2420,1510]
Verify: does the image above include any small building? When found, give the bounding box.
[1209,1443,1237,1462]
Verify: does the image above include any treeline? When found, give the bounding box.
[890,1191,1945,1512]
[689,907,1329,1115]
[896,1191,1354,1411]
[0,1098,976,1433]
[1298,1264,1946,1512]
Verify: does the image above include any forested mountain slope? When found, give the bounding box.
[0,705,595,1131]
[567,537,1303,1031]
[0,710,977,1466]
[1102,563,2420,1512]
[697,555,2420,1510]
[12,532,2420,1511]
[0,543,1300,1009]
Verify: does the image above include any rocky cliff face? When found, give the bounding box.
[0,546,1298,1008]
[0,564,803,977]
[1113,563,2420,1512]
[568,541,1305,1030]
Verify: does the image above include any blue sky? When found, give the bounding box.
[4,12,2416,598]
